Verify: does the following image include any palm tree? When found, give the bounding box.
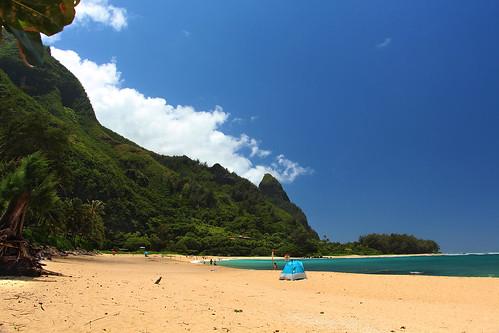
[63,198,105,248]
[0,152,59,276]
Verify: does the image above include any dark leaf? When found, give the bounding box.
[0,0,80,66]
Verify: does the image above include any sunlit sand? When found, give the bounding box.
[1,254,498,333]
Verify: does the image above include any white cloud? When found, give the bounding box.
[376,37,392,49]
[41,0,127,46]
[51,48,311,184]
[75,0,127,31]
[273,155,313,182]
[246,137,271,158]
[41,33,61,45]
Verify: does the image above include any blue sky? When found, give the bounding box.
[50,0,499,252]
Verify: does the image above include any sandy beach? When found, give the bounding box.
[1,254,499,333]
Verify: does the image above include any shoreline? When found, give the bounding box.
[98,251,499,264]
[188,252,444,264]
[194,253,499,279]
[176,252,446,263]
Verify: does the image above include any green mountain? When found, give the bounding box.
[259,173,290,202]
[0,35,319,256]
[259,173,318,254]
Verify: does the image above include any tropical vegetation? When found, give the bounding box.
[358,233,440,254]
[0,22,440,274]
[0,32,321,258]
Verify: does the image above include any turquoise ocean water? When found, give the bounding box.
[218,254,499,277]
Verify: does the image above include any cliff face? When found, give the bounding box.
[259,174,319,250]
[0,34,319,255]
[258,173,290,202]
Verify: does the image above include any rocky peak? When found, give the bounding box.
[258,173,290,202]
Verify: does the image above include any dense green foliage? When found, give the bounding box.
[0,34,322,256]
[358,233,440,254]
[0,152,59,235]
[0,152,58,215]
[0,34,440,257]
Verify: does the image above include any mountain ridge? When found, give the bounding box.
[0,35,319,256]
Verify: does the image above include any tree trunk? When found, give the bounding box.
[0,192,46,276]
[0,192,30,238]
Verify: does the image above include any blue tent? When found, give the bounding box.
[279,260,307,280]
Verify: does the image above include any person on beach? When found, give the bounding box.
[210,259,213,265]
[273,262,278,270]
